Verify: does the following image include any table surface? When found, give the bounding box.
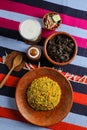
[0,0,87,130]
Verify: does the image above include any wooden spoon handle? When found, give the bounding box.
[0,66,14,88]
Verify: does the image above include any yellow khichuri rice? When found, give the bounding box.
[26,76,61,111]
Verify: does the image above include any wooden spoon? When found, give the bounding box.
[0,54,23,88]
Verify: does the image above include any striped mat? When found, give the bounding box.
[0,0,87,130]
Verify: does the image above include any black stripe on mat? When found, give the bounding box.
[55,64,87,76]
[0,27,23,41]
[0,55,87,78]
[71,103,87,116]
[0,86,15,98]
[0,62,87,94]
[0,46,87,76]
[70,81,87,95]
[0,28,45,46]
[11,0,87,19]
[0,63,27,78]
[0,28,87,57]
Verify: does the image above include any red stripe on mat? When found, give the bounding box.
[0,18,87,49]
[48,121,87,130]
[0,57,3,62]
[0,107,86,130]
[73,92,87,105]
[0,74,20,87]
[0,107,26,122]
[0,0,87,30]
[0,18,19,31]
[0,73,87,106]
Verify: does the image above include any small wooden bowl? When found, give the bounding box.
[44,31,78,66]
[26,45,42,61]
[15,67,73,126]
[42,11,62,30]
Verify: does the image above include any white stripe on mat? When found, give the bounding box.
[43,0,87,11]
[0,10,87,39]
[70,55,87,68]
[0,36,87,68]
[0,36,30,53]
[0,95,17,110]
[63,112,87,128]
[0,95,87,128]
[0,118,48,130]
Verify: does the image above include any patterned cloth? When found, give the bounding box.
[0,0,87,130]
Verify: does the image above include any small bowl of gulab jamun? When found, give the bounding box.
[44,31,78,66]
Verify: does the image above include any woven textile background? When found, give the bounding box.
[0,0,87,130]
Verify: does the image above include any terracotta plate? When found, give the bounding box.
[15,67,73,126]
